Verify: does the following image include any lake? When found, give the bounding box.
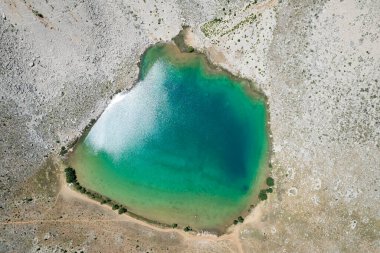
[69,43,268,232]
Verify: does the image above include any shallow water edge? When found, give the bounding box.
[64,37,273,235]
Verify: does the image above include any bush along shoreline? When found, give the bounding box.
[64,167,274,233]
[258,176,275,201]
[64,167,194,232]
[232,176,275,226]
[64,167,128,214]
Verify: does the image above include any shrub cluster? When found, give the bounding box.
[64,167,128,215]
[64,167,77,183]
[233,216,245,225]
[118,207,127,214]
[184,226,192,232]
[258,177,275,201]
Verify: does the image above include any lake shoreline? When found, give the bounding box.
[63,28,274,236]
[59,155,267,242]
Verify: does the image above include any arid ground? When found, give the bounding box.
[0,0,379,252]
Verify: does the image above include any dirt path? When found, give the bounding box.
[0,219,131,225]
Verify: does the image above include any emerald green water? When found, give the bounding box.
[70,44,268,232]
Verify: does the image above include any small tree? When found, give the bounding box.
[112,204,120,210]
[238,216,244,223]
[64,167,77,183]
[266,177,274,187]
[118,207,127,214]
[258,189,268,201]
[100,199,107,204]
[184,226,192,232]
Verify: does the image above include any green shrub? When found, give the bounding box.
[258,189,268,201]
[32,9,44,18]
[118,207,127,214]
[64,167,77,183]
[266,188,273,193]
[238,216,244,223]
[112,204,120,210]
[233,219,239,225]
[266,177,274,187]
[172,223,178,228]
[24,197,33,202]
[184,226,192,232]
[60,146,67,156]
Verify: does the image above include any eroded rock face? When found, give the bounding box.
[1,0,379,252]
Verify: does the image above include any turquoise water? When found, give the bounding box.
[70,44,268,231]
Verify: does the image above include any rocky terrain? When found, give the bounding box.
[0,0,379,252]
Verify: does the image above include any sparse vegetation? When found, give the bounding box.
[201,18,223,37]
[201,12,257,38]
[23,197,33,202]
[184,226,192,232]
[32,9,44,18]
[66,167,132,218]
[220,14,256,36]
[1,0,377,249]
[60,146,67,156]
